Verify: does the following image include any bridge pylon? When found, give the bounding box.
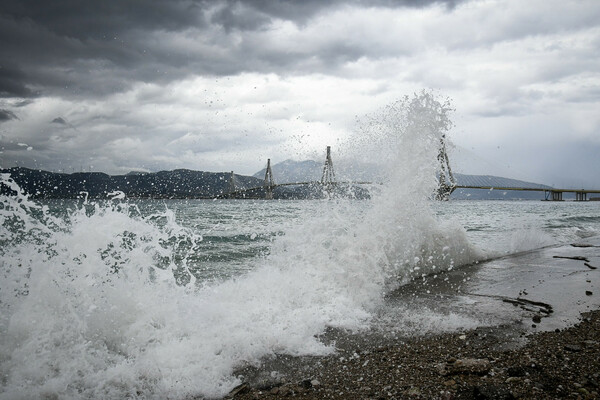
[436,134,457,201]
[321,146,336,188]
[227,171,235,194]
[264,158,275,199]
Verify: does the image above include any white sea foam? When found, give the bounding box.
[0,93,482,399]
[508,227,555,253]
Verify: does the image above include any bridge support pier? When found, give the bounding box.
[321,146,337,195]
[321,146,336,183]
[264,159,275,200]
[436,134,456,200]
[228,171,235,195]
[553,191,563,201]
[545,190,563,201]
[576,191,587,201]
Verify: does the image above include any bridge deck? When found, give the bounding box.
[455,185,600,194]
[220,181,600,200]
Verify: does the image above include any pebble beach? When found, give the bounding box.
[229,309,600,399]
[228,240,600,400]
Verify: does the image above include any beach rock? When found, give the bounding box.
[473,384,516,399]
[586,291,593,296]
[229,382,250,397]
[443,379,457,387]
[564,344,583,352]
[438,358,491,376]
[404,387,421,396]
[299,379,312,389]
[277,385,292,396]
[506,366,526,377]
[578,387,590,395]
[532,315,542,323]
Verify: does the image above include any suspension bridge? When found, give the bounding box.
[219,140,600,201]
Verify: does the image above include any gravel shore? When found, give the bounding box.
[223,240,599,400]
[229,309,600,400]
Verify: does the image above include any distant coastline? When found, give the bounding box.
[1,165,563,201]
[0,167,261,199]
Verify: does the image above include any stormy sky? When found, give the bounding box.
[1,0,599,188]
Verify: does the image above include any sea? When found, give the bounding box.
[1,94,599,399]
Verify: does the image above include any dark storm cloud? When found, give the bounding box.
[0,0,462,100]
[51,117,67,125]
[217,0,460,28]
[1,0,207,98]
[0,109,18,122]
[0,0,205,39]
[210,2,271,32]
[0,64,36,98]
[14,100,33,107]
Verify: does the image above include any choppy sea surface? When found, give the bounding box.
[1,94,600,399]
[2,195,599,399]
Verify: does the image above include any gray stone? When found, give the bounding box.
[299,379,312,389]
[228,382,250,397]
[564,344,583,352]
[506,366,526,377]
[405,387,421,396]
[473,384,516,399]
[438,358,491,376]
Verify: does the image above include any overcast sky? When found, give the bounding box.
[1,0,599,188]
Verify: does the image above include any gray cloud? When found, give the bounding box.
[1,0,205,39]
[221,0,461,27]
[210,2,271,32]
[14,100,33,107]
[0,0,598,189]
[0,109,18,122]
[0,64,36,98]
[0,0,464,100]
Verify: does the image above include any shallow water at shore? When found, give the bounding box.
[377,235,600,338]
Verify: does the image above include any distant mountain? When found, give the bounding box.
[0,167,262,199]
[253,159,323,183]
[253,159,380,183]
[253,159,556,200]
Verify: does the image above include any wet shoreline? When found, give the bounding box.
[227,239,600,399]
[230,309,600,399]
